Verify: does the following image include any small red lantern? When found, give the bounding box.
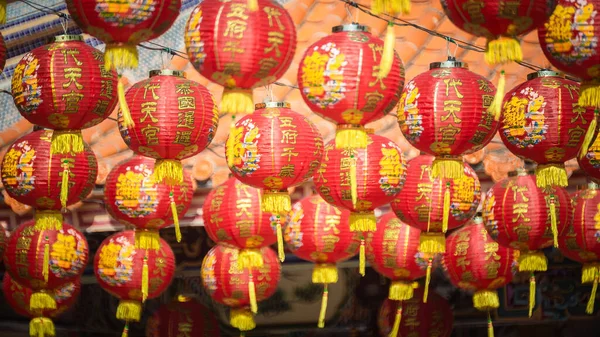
[391,154,481,254]
[146,297,221,337]
[11,35,119,154]
[313,133,406,232]
[119,70,219,188]
[202,245,280,333]
[397,60,498,180]
[202,177,279,267]
[104,155,194,244]
[1,130,98,230]
[3,220,88,313]
[225,102,323,213]
[94,230,175,332]
[184,0,296,114]
[499,71,592,188]
[65,0,181,71]
[297,23,405,149]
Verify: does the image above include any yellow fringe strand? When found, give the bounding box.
[485,37,523,65]
[0,0,6,25]
[261,191,291,213]
[587,277,599,314]
[169,193,181,243]
[473,290,500,311]
[359,238,366,277]
[276,222,285,262]
[371,0,411,15]
[248,0,258,11]
[423,258,432,303]
[535,164,568,188]
[30,317,54,337]
[134,230,160,251]
[579,110,598,159]
[221,89,254,114]
[318,284,329,328]
[418,232,446,254]
[529,274,536,317]
[389,281,417,301]
[50,130,84,155]
[335,126,368,149]
[487,312,495,337]
[518,251,548,272]
[249,275,258,314]
[153,159,184,186]
[312,264,338,284]
[34,211,63,231]
[582,263,600,284]
[490,70,506,121]
[43,243,49,283]
[105,44,139,71]
[389,306,402,337]
[118,79,134,128]
[116,300,142,322]
[431,157,463,180]
[60,162,70,209]
[349,212,376,232]
[442,182,450,233]
[350,158,358,208]
[142,256,149,303]
[121,323,129,337]
[239,249,264,269]
[230,308,256,331]
[580,81,600,108]
[30,292,56,311]
[549,196,558,248]
[379,22,395,79]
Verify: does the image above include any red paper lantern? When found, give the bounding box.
[313,133,406,232]
[225,102,323,213]
[119,70,219,187]
[11,35,119,154]
[184,0,296,114]
[579,135,600,181]
[0,33,6,72]
[146,297,221,337]
[0,130,98,230]
[297,23,405,149]
[397,60,498,180]
[391,154,481,254]
[499,71,592,188]
[202,245,280,333]
[65,0,181,70]
[94,230,175,330]
[202,177,279,267]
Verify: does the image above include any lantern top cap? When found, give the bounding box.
[54,35,84,42]
[332,23,371,33]
[255,102,291,109]
[527,70,564,80]
[430,57,468,70]
[508,167,532,177]
[149,69,186,78]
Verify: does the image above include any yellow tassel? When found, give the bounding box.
[142,256,149,303]
[535,164,568,188]
[389,281,417,301]
[276,222,285,262]
[529,274,536,317]
[359,238,366,277]
[30,292,56,311]
[43,241,49,283]
[418,232,446,254]
[485,37,523,65]
[261,191,291,213]
[488,70,506,121]
[221,89,254,114]
[442,182,450,233]
[582,264,600,284]
[579,110,598,159]
[388,306,402,337]
[50,130,84,155]
[318,284,329,328]
[230,308,256,331]
[249,275,258,314]
[121,323,129,337]
[371,0,411,15]
[379,22,395,79]
[0,0,6,25]
[473,290,500,311]
[518,251,548,272]
[549,196,558,248]
[34,211,63,231]
[105,44,139,71]
[349,212,376,232]
[59,162,70,209]
[29,317,54,337]
[116,300,142,322]
[587,276,599,314]
[239,249,264,269]
[118,79,135,128]
[579,81,600,108]
[153,159,184,186]
[312,264,338,284]
[431,157,463,180]
[423,258,432,303]
[169,192,181,243]
[487,312,495,337]
[335,127,368,149]
[350,157,358,208]
[134,230,160,251]
[248,0,258,11]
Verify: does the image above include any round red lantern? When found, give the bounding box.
[94,230,175,331]
[65,0,181,71]
[3,220,88,312]
[578,135,600,181]
[297,23,405,149]
[499,71,592,188]
[119,70,219,188]
[313,133,406,233]
[1,130,98,230]
[184,0,296,114]
[225,102,323,213]
[391,154,481,254]
[378,288,453,337]
[202,177,279,267]
[11,35,119,154]
[146,297,221,337]
[0,33,7,72]
[104,155,194,244]
[202,245,280,333]
[397,59,498,180]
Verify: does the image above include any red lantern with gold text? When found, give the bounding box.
[1,130,98,230]
[94,230,175,335]
[146,297,221,337]
[378,288,453,337]
[184,0,296,114]
[119,70,218,190]
[391,154,481,254]
[65,0,180,71]
[297,23,405,149]
[397,59,498,181]
[482,169,571,316]
[201,245,280,334]
[444,216,518,337]
[225,102,323,213]
[499,71,591,188]
[579,126,600,181]
[104,155,194,244]
[202,177,279,267]
[11,35,118,154]
[285,194,360,328]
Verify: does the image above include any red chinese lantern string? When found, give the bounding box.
[146,296,221,337]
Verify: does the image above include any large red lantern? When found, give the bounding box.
[184,0,296,114]
[225,102,323,213]
[11,35,119,154]
[313,133,406,233]
[397,60,498,180]
[65,0,181,71]
[202,245,280,333]
[297,23,405,149]
[146,297,221,337]
[499,71,591,188]
[391,154,481,254]
[1,130,98,230]
[202,177,279,266]
[3,221,88,313]
[94,230,175,332]
[119,70,219,187]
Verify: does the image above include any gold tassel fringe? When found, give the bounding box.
[442,182,450,233]
[0,0,6,25]
[587,277,598,314]
[221,89,254,114]
[239,249,264,269]
[579,110,598,159]
[142,256,149,303]
[518,251,548,272]
[549,196,558,248]
[276,222,285,262]
[105,44,139,71]
[43,243,49,283]
[473,290,500,311]
[30,317,54,337]
[134,230,160,251]
[335,127,368,149]
[349,212,376,232]
[529,274,536,317]
[30,292,56,311]
[248,0,258,11]
[59,163,70,209]
[34,211,63,231]
[580,81,600,108]
[423,258,432,303]
[535,164,568,188]
[389,306,402,337]
[359,238,366,277]
[389,281,416,301]
[118,79,134,128]
[153,159,183,186]
[261,191,291,213]
[249,276,258,314]
[582,263,600,284]
[318,284,329,328]
[431,157,463,180]
[487,312,495,337]
[169,193,181,243]
[350,158,358,208]
[485,37,523,65]
[489,70,506,121]
[371,0,411,15]
[378,22,395,79]
[312,264,338,284]
[121,323,129,337]
[116,300,142,322]
[418,232,446,254]
[50,131,84,155]
[230,308,256,331]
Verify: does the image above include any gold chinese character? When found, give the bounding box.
[279,117,296,128]
[563,84,580,100]
[416,183,432,202]
[571,104,588,123]
[224,62,241,76]
[415,204,432,222]
[177,111,196,129]
[61,49,83,66]
[279,164,295,177]
[63,67,83,89]
[176,83,194,95]
[369,65,387,89]
[141,125,160,146]
[456,256,470,271]
[324,215,341,234]
[227,3,248,19]
[92,100,109,116]
[265,31,284,57]
[174,131,193,145]
[62,91,84,114]
[236,220,253,237]
[462,0,485,24]
[567,126,585,147]
[477,79,494,93]
[512,203,530,223]
[368,43,383,62]
[470,130,488,145]
[498,1,521,19]
[99,79,113,99]
[144,83,160,100]
[264,7,285,30]
[439,124,460,144]
[140,102,159,123]
[224,19,248,39]
[281,147,299,161]
[281,129,298,144]
[255,57,278,78]
[442,100,462,123]
[443,79,464,98]
[178,96,196,110]
[511,184,530,202]
[322,234,340,253]
[544,5,575,43]
[363,91,384,112]
[224,41,245,58]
